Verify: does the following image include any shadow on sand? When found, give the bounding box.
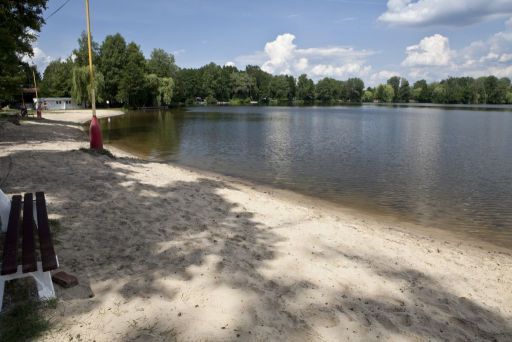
[1,126,511,341]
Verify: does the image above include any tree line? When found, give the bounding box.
[41,32,176,108]
[3,19,512,107]
[39,30,512,107]
[40,32,367,107]
[365,76,512,105]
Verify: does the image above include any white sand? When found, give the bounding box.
[0,116,511,341]
[40,109,126,124]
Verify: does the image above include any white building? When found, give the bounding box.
[34,97,81,110]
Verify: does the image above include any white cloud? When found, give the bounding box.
[379,0,512,26]
[261,33,297,74]
[368,70,401,86]
[311,63,372,78]
[236,33,375,80]
[172,49,186,56]
[22,46,53,73]
[234,51,267,67]
[299,46,373,60]
[295,58,309,71]
[499,53,512,63]
[334,17,357,23]
[402,34,453,67]
[400,19,512,81]
[224,61,236,67]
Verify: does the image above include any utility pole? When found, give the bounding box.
[32,68,38,100]
[32,67,42,118]
[85,0,103,149]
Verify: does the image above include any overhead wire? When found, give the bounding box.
[45,0,73,21]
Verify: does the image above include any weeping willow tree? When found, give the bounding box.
[157,77,174,106]
[144,74,174,106]
[71,66,105,107]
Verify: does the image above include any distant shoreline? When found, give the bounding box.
[174,102,512,112]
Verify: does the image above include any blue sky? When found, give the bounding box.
[31,0,512,85]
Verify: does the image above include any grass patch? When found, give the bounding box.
[0,219,63,340]
[0,278,58,342]
[79,147,116,159]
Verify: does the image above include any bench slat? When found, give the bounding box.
[35,192,58,271]
[22,193,37,273]
[1,195,22,275]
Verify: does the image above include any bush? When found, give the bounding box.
[229,98,243,106]
[205,95,217,105]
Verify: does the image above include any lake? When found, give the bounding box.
[100,105,512,248]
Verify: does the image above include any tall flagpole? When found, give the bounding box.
[85,0,96,117]
[85,0,103,149]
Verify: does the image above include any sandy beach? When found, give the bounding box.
[0,112,511,341]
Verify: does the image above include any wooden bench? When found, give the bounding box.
[0,192,59,311]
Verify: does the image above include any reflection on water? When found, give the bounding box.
[101,105,512,248]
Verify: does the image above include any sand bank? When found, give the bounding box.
[0,115,511,341]
[41,108,125,124]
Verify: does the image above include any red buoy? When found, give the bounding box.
[89,115,103,150]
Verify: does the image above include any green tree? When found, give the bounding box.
[386,76,400,102]
[71,66,105,106]
[73,31,99,67]
[158,77,175,105]
[99,33,127,104]
[40,58,74,97]
[245,65,272,101]
[218,66,238,101]
[496,77,511,104]
[483,76,501,104]
[506,90,512,104]
[0,0,48,104]
[345,78,365,102]
[269,75,293,101]
[362,90,374,102]
[173,68,202,104]
[315,78,343,103]
[431,83,447,103]
[296,74,315,102]
[398,78,410,103]
[412,80,430,103]
[199,63,222,99]
[117,42,146,107]
[231,72,256,99]
[286,75,296,101]
[144,73,159,106]
[146,48,178,78]
[375,84,394,103]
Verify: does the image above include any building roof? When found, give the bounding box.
[38,97,74,100]
[22,87,38,94]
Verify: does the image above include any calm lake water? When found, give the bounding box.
[101,105,512,248]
